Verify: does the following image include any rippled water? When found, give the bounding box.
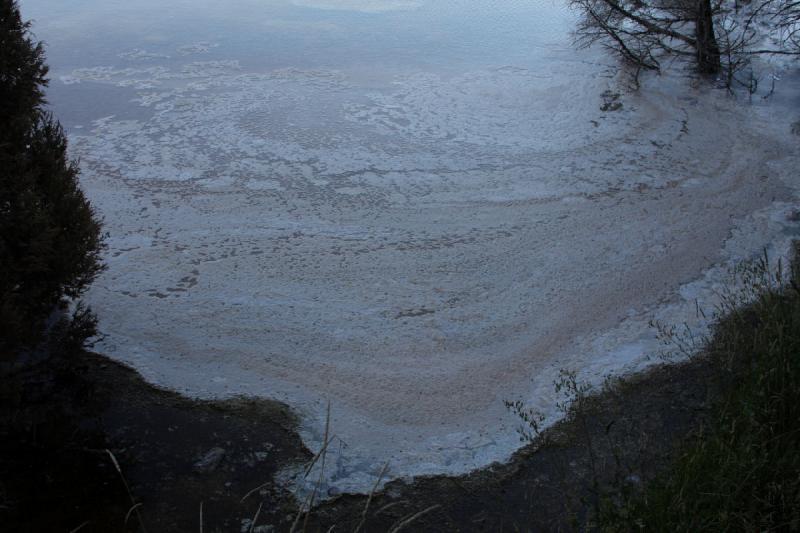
[21,0,800,496]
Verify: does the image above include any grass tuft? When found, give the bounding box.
[599,245,800,530]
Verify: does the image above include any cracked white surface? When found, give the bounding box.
[22,0,800,496]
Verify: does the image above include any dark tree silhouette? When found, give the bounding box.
[1,0,104,355]
[572,0,800,88]
[571,0,723,75]
[775,0,800,52]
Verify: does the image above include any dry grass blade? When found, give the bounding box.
[387,504,441,533]
[289,489,314,533]
[69,521,90,533]
[240,482,270,504]
[291,402,332,533]
[249,501,263,533]
[199,501,203,533]
[303,434,336,479]
[105,449,147,533]
[375,501,405,515]
[105,448,122,473]
[303,401,331,532]
[354,461,390,533]
[125,503,143,526]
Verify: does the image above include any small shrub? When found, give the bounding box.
[601,247,800,530]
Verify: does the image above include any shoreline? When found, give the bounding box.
[90,199,800,501]
[2,341,718,531]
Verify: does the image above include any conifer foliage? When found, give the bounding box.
[0,0,104,355]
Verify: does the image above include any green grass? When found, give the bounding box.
[599,247,800,531]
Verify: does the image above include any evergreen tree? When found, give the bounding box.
[0,0,104,355]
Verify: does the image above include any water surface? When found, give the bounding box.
[21,0,800,495]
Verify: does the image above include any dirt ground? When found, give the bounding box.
[1,349,716,532]
[0,351,310,532]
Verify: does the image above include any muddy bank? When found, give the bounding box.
[1,347,716,532]
[0,351,310,532]
[308,356,717,531]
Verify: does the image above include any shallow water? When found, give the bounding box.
[21,0,800,495]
